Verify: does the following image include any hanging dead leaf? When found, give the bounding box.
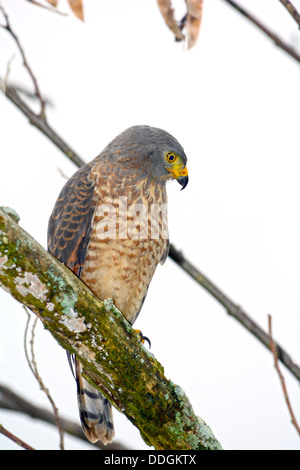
[45,0,83,20]
[45,0,58,6]
[68,0,84,21]
[157,0,185,42]
[185,0,203,49]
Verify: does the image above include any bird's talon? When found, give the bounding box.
[142,335,151,349]
[134,329,151,349]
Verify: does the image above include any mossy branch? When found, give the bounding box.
[0,207,222,450]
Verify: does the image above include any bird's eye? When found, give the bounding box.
[166,152,177,163]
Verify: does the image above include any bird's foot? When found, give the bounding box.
[134,329,151,349]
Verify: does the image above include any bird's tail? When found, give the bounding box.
[69,354,115,444]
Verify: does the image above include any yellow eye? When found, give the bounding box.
[166,152,177,163]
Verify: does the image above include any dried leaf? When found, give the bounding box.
[45,0,58,6]
[185,0,203,49]
[157,0,185,41]
[68,0,84,21]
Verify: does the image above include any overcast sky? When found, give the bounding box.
[0,0,299,450]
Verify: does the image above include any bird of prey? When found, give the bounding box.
[47,125,188,444]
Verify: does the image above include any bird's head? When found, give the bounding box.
[161,150,189,190]
[110,125,189,190]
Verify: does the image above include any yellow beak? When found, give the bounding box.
[167,165,189,189]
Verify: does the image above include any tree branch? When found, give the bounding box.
[268,315,300,437]
[0,207,222,450]
[23,310,65,450]
[220,0,300,63]
[0,423,35,450]
[0,5,46,117]
[278,0,300,28]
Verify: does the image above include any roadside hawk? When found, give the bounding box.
[47,125,188,444]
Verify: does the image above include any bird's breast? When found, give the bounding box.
[81,188,168,324]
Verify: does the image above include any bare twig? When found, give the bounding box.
[169,245,300,382]
[24,308,65,450]
[0,5,46,117]
[0,423,35,450]
[278,0,300,27]
[268,315,300,437]
[220,0,300,63]
[4,53,15,86]
[0,383,128,450]
[8,82,54,106]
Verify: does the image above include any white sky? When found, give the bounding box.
[0,0,299,450]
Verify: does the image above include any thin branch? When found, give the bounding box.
[168,244,300,383]
[0,5,46,117]
[24,309,37,377]
[278,0,300,27]
[0,423,35,450]
[268,315,300,437]
[4,53,15,86]
[9,82,54,106]
[220,0,300,63]
[0,384,127,450]
[0,207,222,450]
[24,309,65,450]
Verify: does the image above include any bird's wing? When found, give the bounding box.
[47,162,96,277]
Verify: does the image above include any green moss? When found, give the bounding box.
[47,266,68,291]
[59,291,78,317]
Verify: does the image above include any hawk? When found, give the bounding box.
[47,125,188,444]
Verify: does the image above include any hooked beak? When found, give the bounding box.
[177,173,189,190]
